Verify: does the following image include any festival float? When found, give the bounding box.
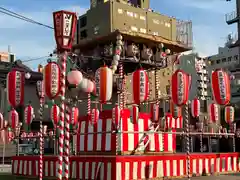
[6,6,240,180]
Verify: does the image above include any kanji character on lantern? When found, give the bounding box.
[191,98,200,118]
[132,69,149,104]
[171,69,190,106]
[208,103,219,123]
[211,69,231,105]
[44,62,61,99]
[7,70,25,107]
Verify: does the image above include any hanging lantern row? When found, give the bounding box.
[191,98,200,118]
[131,105,139,124]
[208,103,219,123]
[112,105,121,126]
[225,106,234,124]
[171,69,191,106]
[132,69,149,104]
[7,70,25,107]
[24,105,34,126]
[44,62,61,99]
[211,69,231,105]
[95,66,113,103]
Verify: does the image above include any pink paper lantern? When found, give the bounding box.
[67,70,83,85]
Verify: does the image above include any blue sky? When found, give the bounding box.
[0,0,237,69]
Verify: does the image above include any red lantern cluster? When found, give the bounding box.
[44,62,61,99]
[132,69,149,104]
[51,104,60,127]
[224,106,234,124]
[171,69,190,106]
[208,103,219,123]
[211,69,231,105]
[24,105,34,126]
[191,98,200,118]
[7,70,24,107]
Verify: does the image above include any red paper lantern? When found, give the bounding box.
[24,105,34,126]
[0,113,3,129]
[225,106,234,124]
[7,70,24,107]
[131,105,139,124]
[211,69,231,105]
[171,69,190,106]
[112,105,121,125]
[95,66,113,103]
[150,103,159,122]
[208,103,219,123]
[191,98,200,118]
[53,10,77,51]
[70,107,79,127]
[132,69,149,104]
[51,104,60,126]
[91,108,99,124]
[44,62,61,99]
[9,109,19,129]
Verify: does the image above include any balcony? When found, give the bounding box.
[225,11,239,25]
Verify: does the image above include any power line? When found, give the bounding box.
[21,56,50,63]
[0,7,53,29]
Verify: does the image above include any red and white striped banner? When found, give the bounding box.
[165,115,183,129]
[77,110,176,153]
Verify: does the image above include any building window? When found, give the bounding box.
[222,58,226,63]
[228,56,232,61]
[79,16,87,28]
[80,30,87,39]
[216,59,220,64]
[234,55,238,61]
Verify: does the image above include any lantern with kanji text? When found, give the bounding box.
[7,70,25,107]
[191,98,200,118]
[224,106,234,124]
[44,62,61,99]
[95,66,113,103]
[53,10,77,51]
[132,69,149,104]
[208,103,219,123]
[171,69,190,106]
[24,105,34,126]
[211,69,231,105]
[51,104,60,127]
[36,80,45,99]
